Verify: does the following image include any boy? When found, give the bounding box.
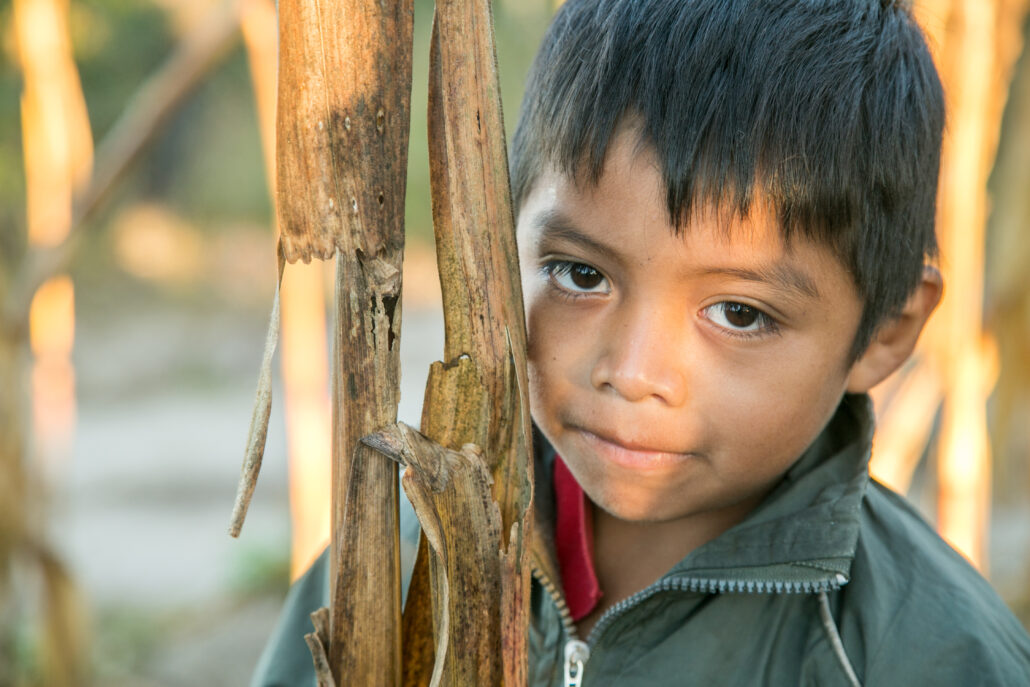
[254,0,1030,684]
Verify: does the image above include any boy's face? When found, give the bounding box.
[516,129,866,525]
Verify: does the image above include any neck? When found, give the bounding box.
[578,494,764,636]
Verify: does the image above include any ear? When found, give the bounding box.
[846,265,943,394]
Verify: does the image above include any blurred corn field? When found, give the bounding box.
[1,0,1029,683]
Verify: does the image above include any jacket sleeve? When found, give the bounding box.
[250,548,329,687]
[250,495,422,687]
[861,592,1030,686]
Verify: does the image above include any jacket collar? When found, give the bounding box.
[529,393,875,594]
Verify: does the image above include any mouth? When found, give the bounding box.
[573,426,695,471]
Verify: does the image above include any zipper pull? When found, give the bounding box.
[563,639,590,687]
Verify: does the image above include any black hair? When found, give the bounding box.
[510,0,944,360]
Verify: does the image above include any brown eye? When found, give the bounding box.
[546,260,610,294]
[702,301,777,338]
[570,263,603,289]
[724,302,759,328]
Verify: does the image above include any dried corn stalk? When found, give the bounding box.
[5,0,92,682]
[985,19,1030,483]
[913,0,1030,568]
[252,0,531,683]
[369,1,534,684]
[269,0,415,683]
[6,2,240,681]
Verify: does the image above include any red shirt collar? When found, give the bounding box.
[553,456,603,621]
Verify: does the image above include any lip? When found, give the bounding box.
[574,427,694,471]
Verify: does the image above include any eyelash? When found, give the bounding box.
[700,302,780,340]
[541,259,610,299]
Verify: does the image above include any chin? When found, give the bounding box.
[588,483,683,523]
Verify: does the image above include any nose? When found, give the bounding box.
[589,300,688,406]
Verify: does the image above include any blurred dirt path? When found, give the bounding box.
[49,291,444,684]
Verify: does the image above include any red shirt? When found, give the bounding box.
[553,456,603,621]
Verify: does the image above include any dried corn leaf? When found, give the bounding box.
[364,420,505,687]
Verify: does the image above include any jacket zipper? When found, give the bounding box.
[584,572,849,645]
[530,565,591,686]
[533,563,847,686]
[563,638,590,687]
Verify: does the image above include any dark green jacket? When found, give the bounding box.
[252,395,1030,685]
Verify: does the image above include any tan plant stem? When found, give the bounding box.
[274,0,415,682]
[915,0,1030,569]
[393,1,534,683]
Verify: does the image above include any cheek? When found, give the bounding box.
[524,294,565,418]
[524,293,598,425]
[702,347,847,461]
[524,290,551,369]
[524,283,591,368]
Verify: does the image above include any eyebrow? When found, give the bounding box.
[700,264,821,300]
[529,209,621,263]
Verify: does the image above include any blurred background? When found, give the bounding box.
[1,0,1028,685]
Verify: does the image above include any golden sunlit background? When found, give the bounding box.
[1,0,1028,684]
